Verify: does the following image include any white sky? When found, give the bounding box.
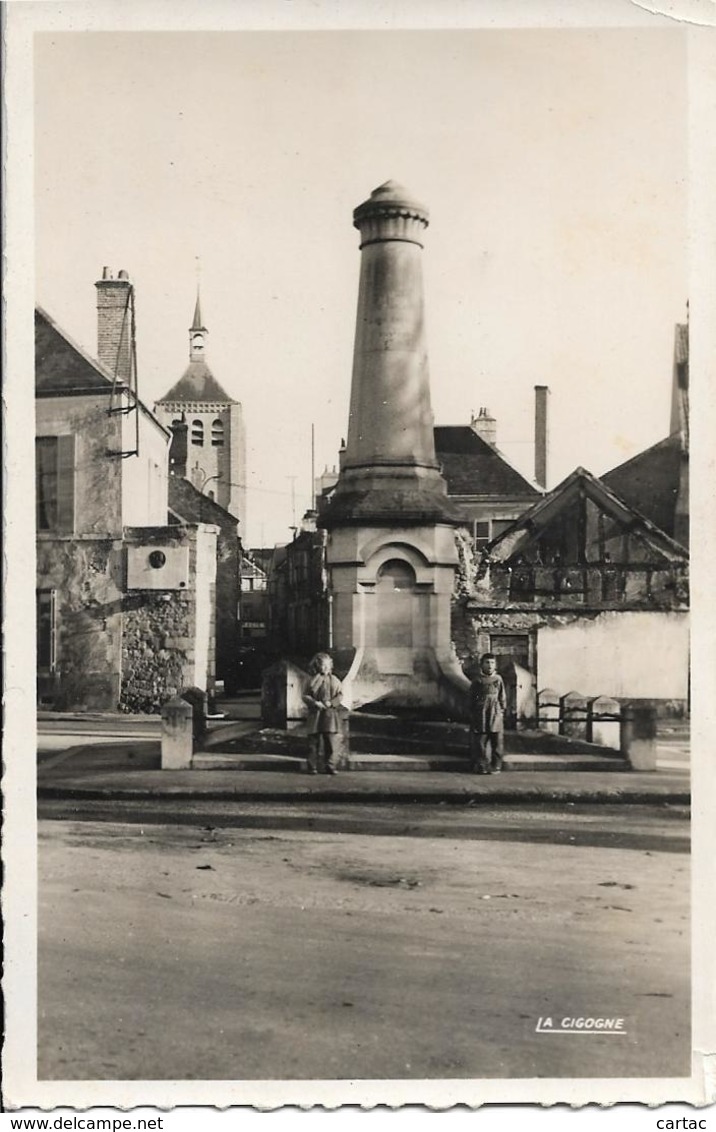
[34,26,688,546]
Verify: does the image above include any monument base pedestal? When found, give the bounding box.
[342,646,469,719]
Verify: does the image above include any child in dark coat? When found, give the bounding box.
[469,653,507,774]
[303,652,343,775]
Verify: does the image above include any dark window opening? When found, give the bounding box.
[474,521,490,551]
[37,589,57,672]
[36,438,58,530]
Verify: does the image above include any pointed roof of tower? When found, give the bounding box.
[157,290,234,404]
[191,290,205,332]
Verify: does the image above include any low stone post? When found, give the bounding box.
[620,705,658,771]
[588,696,621,749]
[560,691,589,740]
[181,686,208,745]
[537,688,560,734]
[161,696,194,769]
[261,659,310,729]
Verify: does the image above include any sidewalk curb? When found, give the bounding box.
[37,783,691,806]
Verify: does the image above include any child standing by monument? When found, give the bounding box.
[469,653,507,774]
[303,652,343,775]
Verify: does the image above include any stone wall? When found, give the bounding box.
[452,598,689,710]
[121,591,192,712]
[37,523,217,713]
[36,535,124,710]
[190,524,217,691]
[121,524,217,712]
[536,609,689,702]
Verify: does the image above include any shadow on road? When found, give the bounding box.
[37,798,690,854]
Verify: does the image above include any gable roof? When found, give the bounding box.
[601,435,682,543]
[35,305,114,393]
[240,555,267,580]
[246,548,275,575]
[434,426,541,499]
[157,360,234,404]
[487,466,688,564]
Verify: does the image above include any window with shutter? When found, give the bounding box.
[36,436,75,533]
[36,438,58,530]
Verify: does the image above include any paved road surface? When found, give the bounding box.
[38,810,690,1082]
[38,796,690,852]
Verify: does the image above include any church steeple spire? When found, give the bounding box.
[191,290,204,332]
[189,288,207,360]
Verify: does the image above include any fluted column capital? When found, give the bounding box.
[353,180,429,248]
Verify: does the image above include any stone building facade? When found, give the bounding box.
[266,516,329,662]
[455,468,689,722]
[168,476,241,695]
[36,277,217,713]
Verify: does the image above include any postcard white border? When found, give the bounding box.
[3,0,715,1112]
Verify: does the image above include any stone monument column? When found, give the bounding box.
[320,182,465,711]
[345,183,439,473]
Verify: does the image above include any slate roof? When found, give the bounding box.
[157,360,234,404]
[601,436,682,543]
[434,426,541,499]
[35,306,113,393]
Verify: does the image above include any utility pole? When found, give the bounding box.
[311,423,316,510]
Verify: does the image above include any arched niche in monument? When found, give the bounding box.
[375,558,417,649]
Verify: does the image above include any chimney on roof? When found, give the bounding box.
[95,267,132,383]
[168,416,188,478]
[470,406,497,447]
[534,385,549,489]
